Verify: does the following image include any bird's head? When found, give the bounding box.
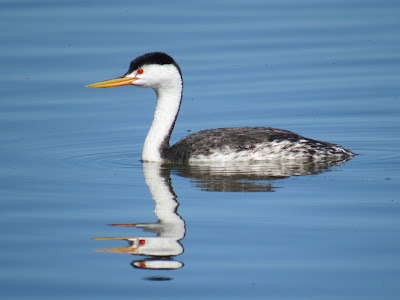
[86,52,182,90]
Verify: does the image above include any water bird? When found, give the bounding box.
[86,52,354,163]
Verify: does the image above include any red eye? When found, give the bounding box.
[137,69,144,74]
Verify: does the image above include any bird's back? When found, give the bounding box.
[162,127,354,163]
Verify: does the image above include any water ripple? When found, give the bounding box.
[67,150,140,169]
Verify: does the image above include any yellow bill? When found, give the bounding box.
[86,77,137,88]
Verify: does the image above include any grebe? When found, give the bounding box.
[87,52,354,163]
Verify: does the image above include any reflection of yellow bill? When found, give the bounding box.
[91,236,146,254]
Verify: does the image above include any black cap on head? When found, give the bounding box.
[124,52,182,77]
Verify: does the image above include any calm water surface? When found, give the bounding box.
[1,0,400,299]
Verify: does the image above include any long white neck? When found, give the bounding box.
[142,78,182,162]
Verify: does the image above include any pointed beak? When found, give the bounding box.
[97,247,139,254]
[91,237,133,241]
[108,223,137,227]
[92,237,144,254]
[86,77,137,88]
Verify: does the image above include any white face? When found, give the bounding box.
[126,64,181,89]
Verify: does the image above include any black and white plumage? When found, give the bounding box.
[87,52,354,163]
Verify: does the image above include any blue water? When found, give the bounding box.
[1,0,400,299]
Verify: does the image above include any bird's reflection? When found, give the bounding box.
[169,157,352,192]
[92,162,185,270]
[93,156,352,270]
